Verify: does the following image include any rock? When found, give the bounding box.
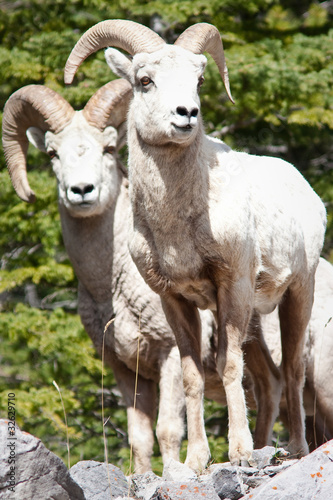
[131,471,162,500]
[70,460,132,499]
[259,459,299,478]
[200,463,263,499]
[131,469,220,500]
[1,418,332,500]
[251,446,290,470]
[162,458,197,482]
[205,464,248,499]
[241,440,333,499]
[0,419,85,500]
[156,480,220,499]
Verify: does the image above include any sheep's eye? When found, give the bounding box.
[104,146,115,155]
[47,150,57,159]
[141,76,152,87]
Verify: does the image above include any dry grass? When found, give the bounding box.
[52,379,70,469]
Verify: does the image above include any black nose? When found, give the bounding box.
[71,184,94,196]
[176,106,199,118]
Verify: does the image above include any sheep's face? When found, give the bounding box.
[105,46,206,146]
[27,112,121,218]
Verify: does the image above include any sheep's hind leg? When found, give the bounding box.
[161,294,210,473]
[243,312,282,449]
[279,280,313,458]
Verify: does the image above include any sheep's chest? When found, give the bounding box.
[155,237,219,310]
[174,275,218,310]
[140,205,228,310]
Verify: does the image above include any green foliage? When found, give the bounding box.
[0,304,129,466]
[0,0,332,475]
[0,168,74,303]
[204,399,229,463]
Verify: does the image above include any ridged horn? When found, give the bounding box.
[83,78,132,131]
[2,85,75,202]
[64,19,165,85]
[175,23,234,103]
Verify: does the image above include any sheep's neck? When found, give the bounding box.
[128,123,220,301]
[130,124,209,226]
[59,201,115,305]
[59,175,143,313]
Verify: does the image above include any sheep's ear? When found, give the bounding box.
[105,48,132,81]
[26,126,47,153]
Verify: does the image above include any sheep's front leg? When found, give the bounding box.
[161,294,210,473]
[215,282,254,466]
[111,357,157,474]
[156,345,186,464]
[126,385,156,474]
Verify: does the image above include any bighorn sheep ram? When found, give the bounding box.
[4,80,254,470]
[64,20,327,470]
[2,80,279,472]
[2,80,192,473]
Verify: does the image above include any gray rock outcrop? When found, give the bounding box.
[1,419,332,499]
[70,461,132,499]
[0,419,84,499]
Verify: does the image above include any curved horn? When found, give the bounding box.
[64,20,165,85]
[175,23,234,103]
[2,85,75,202]
[83,78,132,131]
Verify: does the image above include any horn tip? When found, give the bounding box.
[27,191,36,203]
[16,184,36,203]
[20,189,36,204]
[64,72,74,85]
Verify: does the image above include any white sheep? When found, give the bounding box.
[64,20,327,470]
[2,80,189,473]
